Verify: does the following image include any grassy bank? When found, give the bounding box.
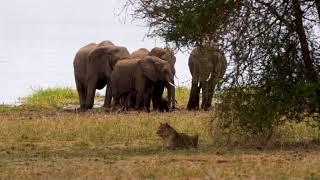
[0,87,319,179]
[23,87,79,108]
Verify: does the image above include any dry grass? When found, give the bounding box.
[0,88,319,179]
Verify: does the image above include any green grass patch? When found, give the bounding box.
[175,86,190,106]
[23,87,79,109]
[0,86,190,111]
[0,104,16,112]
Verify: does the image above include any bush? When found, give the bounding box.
[213,80,320,140]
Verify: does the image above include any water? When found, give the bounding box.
[0,0,191,104]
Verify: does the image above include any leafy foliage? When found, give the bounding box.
[125,0,320,135]
[126,0,238,47]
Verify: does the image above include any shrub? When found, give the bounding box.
[213,80,320,140]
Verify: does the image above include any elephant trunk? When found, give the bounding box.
[171,79,176,109]
[166,78,176,110]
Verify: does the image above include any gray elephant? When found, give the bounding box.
[148,47,176,111]
[187,45,227,111]
[110,48,150,110]
[126,48,150,109]
[111,56,175,112]
[73,40,130,110]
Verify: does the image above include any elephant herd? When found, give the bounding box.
[73,40,227,112]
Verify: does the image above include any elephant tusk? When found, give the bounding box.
[169,82,177,88]
[206,72,212,81]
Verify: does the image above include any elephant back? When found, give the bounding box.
[130,48,150,59]
[89,45,130,70]
[75,43,98,62]
[98,40,114,47]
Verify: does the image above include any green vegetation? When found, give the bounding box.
[216,82,320,136]
[21,87,189,110]
[23,87,79,109]
[0,104,16,112]
[175,87,190,106]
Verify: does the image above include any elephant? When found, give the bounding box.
[187,44,227,111]
[73,40,114,110]
[126,48,150,109]
[158,98,179,112]
[108,48,150,110]
[148,47,176,111]
[73,40,130,110]
[111,56,175,112]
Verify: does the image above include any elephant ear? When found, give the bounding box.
[107,47,130,63]
[138,57,157,82]
[106,47,120,68]
[89,47,113,72]
[89,47,107,64]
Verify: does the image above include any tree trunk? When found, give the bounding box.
[315,0,320,22]
[292,0,317,81]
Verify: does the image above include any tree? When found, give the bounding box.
[125,0,320,133]
[315,0,320,21]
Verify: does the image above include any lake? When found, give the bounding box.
[0,1,191,104]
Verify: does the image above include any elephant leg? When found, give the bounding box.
[122,93,130,112]
[75,78,87,110]
[112,96,120,111]
[187,81,200,110]
[103,79,112,108]
[135,78,148,111]
[85,77,98,109]
[152,83,164,110]
[196,84,201,110]
[166,83,174,111]
[135,88,144,111]
[144,94,151,113]
[201,81,208,110]
[135,92,144,111]
[144,85,153,113]
[171,79,176,109]
[129,95,136,109]
[205,80,216,110]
